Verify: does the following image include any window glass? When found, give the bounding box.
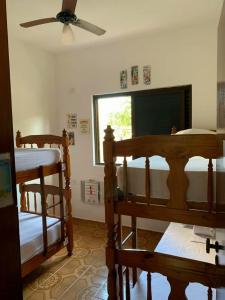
[95,96,132,164]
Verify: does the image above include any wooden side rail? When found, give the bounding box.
[115,201,225,228]
[116,249,225,299]
[113,133,224,158]
[20,183,66,215]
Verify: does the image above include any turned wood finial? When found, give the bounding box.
[171,126,177,134]
[16,130,21,138]
[16,130,22,148]
[63,129,67,138]
[104,125,115,142]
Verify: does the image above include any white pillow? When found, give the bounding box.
[175,128,216,135]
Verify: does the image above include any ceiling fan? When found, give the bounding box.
[20,0,106,44]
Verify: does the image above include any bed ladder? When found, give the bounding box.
[39,163,65,256]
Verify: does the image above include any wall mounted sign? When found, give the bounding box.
[131,65,139,85]
[68,131,75,145]
[143,65,151,85]
[120,70,127,89]
[81,180,100,205]
[79,119,90,134]
[67,113,77,129]
[0,153,13,208]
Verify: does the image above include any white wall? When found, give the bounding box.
[8,39,57,136]
[55,23,217,231]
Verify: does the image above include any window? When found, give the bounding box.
[93,95,132,164]
[93,86,191,165]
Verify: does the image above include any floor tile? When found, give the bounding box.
[23,218,162,300]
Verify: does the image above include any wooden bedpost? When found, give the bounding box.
[16,131,28,211]
[62,129,73,256]
[104,125,118,300]
[171,126,177,134]
[19,184,27,212]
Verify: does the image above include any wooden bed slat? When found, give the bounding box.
[125,267,130,300]
[166,157,189,210]
[208,287,213,300]
[208,158,214,213]
[167,277,188,300]
[34,193,37,213]
[147,272,152,300]
[145,157,150,205]
[123,157,128,201]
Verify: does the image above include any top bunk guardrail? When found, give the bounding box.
[15,129,71,183]
[103,125,225,228]
[16,129,69,149]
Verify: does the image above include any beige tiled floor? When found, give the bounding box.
[23,219,162,300]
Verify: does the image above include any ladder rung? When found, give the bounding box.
[47,201,63,210]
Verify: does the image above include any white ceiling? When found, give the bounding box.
[7,0,223,53]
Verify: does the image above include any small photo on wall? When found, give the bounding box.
[120,70,127,89]
[143,65,151,85]
[131,66,139,85]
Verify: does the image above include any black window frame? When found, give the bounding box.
[93,85,192,165]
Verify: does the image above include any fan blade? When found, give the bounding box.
[72,18,106,36]
[62,0,77,13]
[20,18,58,28]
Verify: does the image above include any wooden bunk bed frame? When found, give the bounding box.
[104,125,225,299]
[16,130,73,278]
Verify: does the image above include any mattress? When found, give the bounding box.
[155,222,215,264]
[117,155,218,202]
[131,223,217,299]
[15,148,61,172]
[152,223,217,299]
[19,212,61,264]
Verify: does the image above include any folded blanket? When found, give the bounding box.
[193,226,216,238]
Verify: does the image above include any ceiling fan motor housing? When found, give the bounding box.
[56,11,77,25]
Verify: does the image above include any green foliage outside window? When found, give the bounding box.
[108,102,131,140]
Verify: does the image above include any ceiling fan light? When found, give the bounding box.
[62,24,74,45]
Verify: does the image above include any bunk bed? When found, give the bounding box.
[103,125,225,299]
[15,130,73,278]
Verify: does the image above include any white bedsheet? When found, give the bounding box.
[19,212,61,264]
[151,223,217,299]
[131,223,217,299]
[117,156,218,202]
[15,148,61,172]
[155,222,215,263]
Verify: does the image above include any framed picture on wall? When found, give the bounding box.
[143,65,151,85]
[131,65,139,85]
[120,70,127,89]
